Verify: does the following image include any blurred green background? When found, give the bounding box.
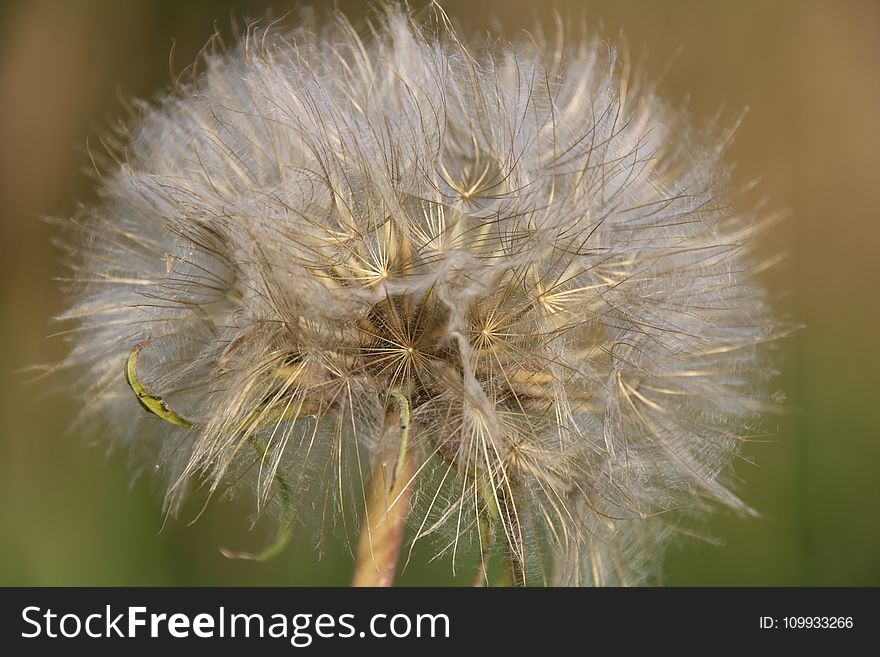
[1,0,877,586]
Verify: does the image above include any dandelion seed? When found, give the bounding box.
[59,3,778,586]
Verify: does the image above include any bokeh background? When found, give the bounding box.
[1,0,877,586]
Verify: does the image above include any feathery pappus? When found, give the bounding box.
[58,3,779,586]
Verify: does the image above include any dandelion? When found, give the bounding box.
[59,3,777,586]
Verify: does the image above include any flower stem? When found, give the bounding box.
[351,391,414,587]
[498,485,526,587]
[473,512,494,586]
[474,475,526,586]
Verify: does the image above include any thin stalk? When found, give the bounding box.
[497,484,526,587]
[475,474,525,587]
[351,390,414,587]
[219,438,296,562]
[473,474,500,587]
[472,512,494,587]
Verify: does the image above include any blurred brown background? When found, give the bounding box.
[1,0,877,585]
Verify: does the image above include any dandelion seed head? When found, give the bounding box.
[60,4,777,585]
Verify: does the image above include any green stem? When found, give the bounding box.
[477,475,524,587]
[498,486,526,587]
[351,390,414,587]
[218,438,295,562]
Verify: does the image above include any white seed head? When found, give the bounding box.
[60,5,777,585]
